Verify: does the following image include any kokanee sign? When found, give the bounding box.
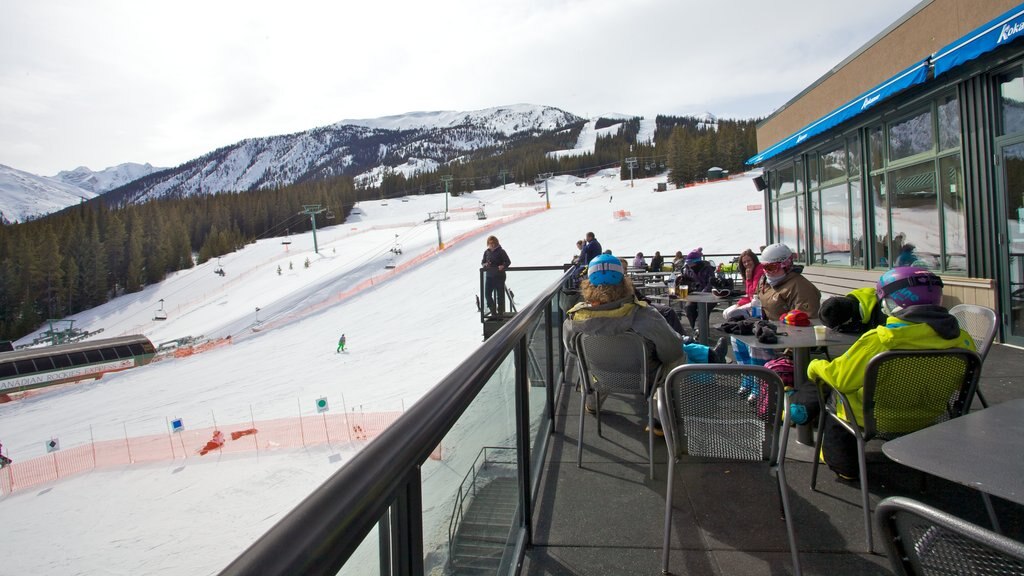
[1,359,134,392]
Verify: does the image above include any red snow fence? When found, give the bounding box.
[0,410,435,495]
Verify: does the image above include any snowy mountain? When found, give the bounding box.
[103,104,586,206]
[0,164,98,224]
[53,162,164,194]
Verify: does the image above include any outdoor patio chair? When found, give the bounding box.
[876,496,1024,575]
[572,331,657,479]
[811,349,983,552]
[949,304,998,408]
[657,364,801,576]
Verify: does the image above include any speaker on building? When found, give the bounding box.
[752,175,767,191]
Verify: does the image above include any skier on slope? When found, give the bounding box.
[337,334,347,353]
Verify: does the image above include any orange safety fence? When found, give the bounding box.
[0,410,441,495]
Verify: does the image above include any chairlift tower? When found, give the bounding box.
[299,204,327,254]
[625,157,638,188]
[440,175,453,217]
[537,172,553,209]
[498,169,510,189]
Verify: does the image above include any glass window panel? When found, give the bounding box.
[795,195,806,260]
[889,161,940,270]
[795,158,805,196]
[869,126,884,172]
[937,94,961,151]
[820,183,851,265]
[772,164,795,198]
[777,197,798,250]
[848,134,862,178]
[889,108,934,162]
[871,173,889,268]
[808,154,820,190]
[52,354,73,368]
[811,191,822,264]
[33,356,56,371]
[940,154,967,272]
[850,179,865,268]
[999,66,1024,136]
[819,144,847,183]
[0,363,14,378]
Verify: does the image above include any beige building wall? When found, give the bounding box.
[758,0,1022,151]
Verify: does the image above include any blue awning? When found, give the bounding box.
[933,3,1024,78]
[747,58,929,165]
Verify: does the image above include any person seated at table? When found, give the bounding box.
[649,251,665,273]
[674,247,718,332]
[564,255,727,434]
[723,249,766,365]
[819,286,886,335]
[807,267,976,481]
[671,250,686,272]
[733,243,821,399]
[564,254,684,435]
[722,249,765,320]
[632,251,647,271]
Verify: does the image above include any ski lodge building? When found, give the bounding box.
[751,0,1024,346]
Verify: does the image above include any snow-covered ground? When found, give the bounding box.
[0,169,765,575]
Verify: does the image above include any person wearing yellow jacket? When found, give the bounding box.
[807,267,976,480]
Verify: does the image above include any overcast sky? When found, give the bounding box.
[1,0,921,176]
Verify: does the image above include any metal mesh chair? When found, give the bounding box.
[877,496,1024,575]
[657,364,801,575]
[949,304,998,408]
[573,331,657,479]
[811,349,983,552]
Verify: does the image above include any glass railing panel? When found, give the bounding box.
[335,521,380,576]
[422,354,519,575]
[526,312,552,488]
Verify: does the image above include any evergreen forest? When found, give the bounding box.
[0,114,759,341]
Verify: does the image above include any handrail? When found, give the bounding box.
[219,269,572,575]
[446,446,516,565]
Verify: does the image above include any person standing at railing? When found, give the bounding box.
[579,232,602,266]
[482,235,511,318]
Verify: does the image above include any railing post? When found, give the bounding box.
[391,467,423,576]
[514,336,533,545]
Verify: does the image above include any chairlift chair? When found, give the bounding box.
[325,210,335,219]
[154,299,168,321]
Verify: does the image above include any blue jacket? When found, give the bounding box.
[580,238,603,266]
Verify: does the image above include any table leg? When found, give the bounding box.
[791,348,814,446]
[982,492,1003,534]
[697,302,710,346]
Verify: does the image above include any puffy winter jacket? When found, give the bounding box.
[755,268,821,320]
[807,312,976,426]
[675,260,716,292]
[564,296,684,385]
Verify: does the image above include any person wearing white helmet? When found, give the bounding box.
[755,243,821,321]
[732,243,821,365]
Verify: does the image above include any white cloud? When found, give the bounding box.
[0,0,921,174]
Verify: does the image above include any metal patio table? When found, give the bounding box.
[882,397,1024,533]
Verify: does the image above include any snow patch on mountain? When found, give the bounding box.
[0,164,97,224]
[54,162,164,194]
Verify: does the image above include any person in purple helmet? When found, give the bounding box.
[807,267,976,481]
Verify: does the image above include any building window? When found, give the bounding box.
[888,161,939,268]
[889,107,934,162]
[940,154,967,272]
[998,66,1024,136]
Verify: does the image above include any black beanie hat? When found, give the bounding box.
[819,296,859,329]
